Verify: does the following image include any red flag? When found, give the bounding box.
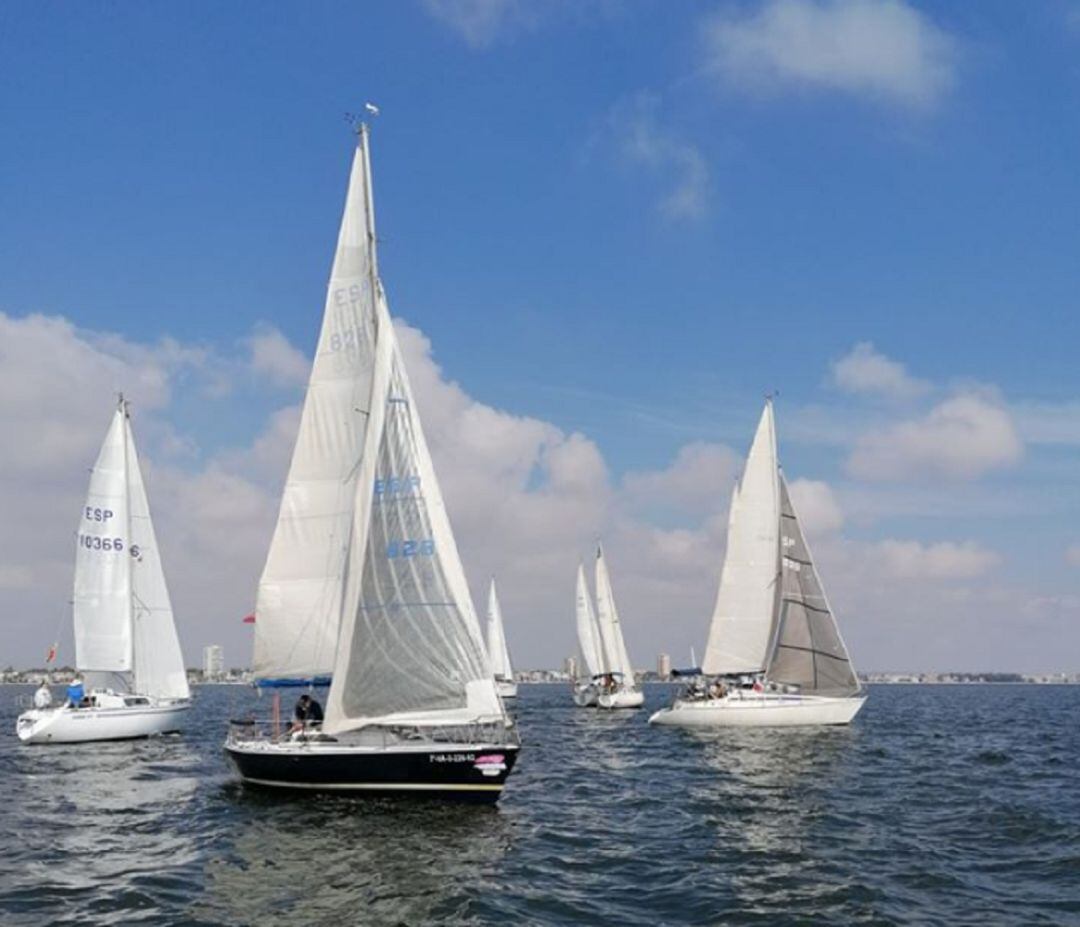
[242,614,256,624]
[45,642,58,663]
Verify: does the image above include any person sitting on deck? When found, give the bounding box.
[66,677,84,708]
[291,694,324,733]
[33,682,52,709]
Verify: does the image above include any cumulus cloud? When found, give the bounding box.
[604,93,710,220]
[702,0,956,110]
[872,539,1000,580]
[245,325,310,388]
[622,442,738,517]
[847,390,1023,481]
[830,341,930,400]
[787,478,844,534]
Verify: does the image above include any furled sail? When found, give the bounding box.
[574,562,604,678]
[74,407,133,673]
[125,416,190,700]
[766,474,860,696]
[485,579,514,681]
[702,401,781,676]
[323,129,503,733]
[594,545,636,686]
[253,141,378,684]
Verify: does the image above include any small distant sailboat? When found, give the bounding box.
[485,579,517,699]
[17,398,191,743]
[650,400,865,728]
[224,122,518,800]
[572,546,643,710]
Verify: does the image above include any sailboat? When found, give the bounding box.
[17,398,192,743]
[650,400,866,728]
[572,546,643,709]
[485,579,517,699]
[224,123,519,800]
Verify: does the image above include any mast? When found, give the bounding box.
[120,394,136,680]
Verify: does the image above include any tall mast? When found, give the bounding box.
[359,122,381,336]
[119,394,136,677]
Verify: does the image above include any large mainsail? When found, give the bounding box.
[253,140,378,684]
[574,563,604,677]
[766,474,860,695]
[74,408,133,674]
[322,127,503,733]
[485,579,514,681]
[702,401,781,676]
[594,545,636,686]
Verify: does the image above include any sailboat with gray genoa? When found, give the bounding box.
[224,123,518,800]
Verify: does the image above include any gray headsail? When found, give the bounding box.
[765,474,860,696]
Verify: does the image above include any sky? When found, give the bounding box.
[1,0,1079,673]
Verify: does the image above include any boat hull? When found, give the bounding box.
[16,701,190,744]
[225,737,521,803]
[572,684,598,707]
[649,693,866,728]
[597,688,644,710]
[496,679,518,699]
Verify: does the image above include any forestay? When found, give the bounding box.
[766,475,861,696]
[253,141,377,683]
[575,563,604,677]
[74,408,133,674]
[485,579,514,680]
[702,402,781,676]
[594,546,636,686]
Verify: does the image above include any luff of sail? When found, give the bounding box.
[486,579,514,680]
[594,545,635,686]
[253,141,377,684]
[765,474,860,696]
[323,127,503,734]
[702,401,781,676]
[574,563,604,677]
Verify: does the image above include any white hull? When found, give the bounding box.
[17,700,190,744]
[649,693,866,728]
[572,683,598,707]
[496,679,518,699]
[597,687,644,710]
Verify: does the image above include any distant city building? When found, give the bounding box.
[658,652,672,680]
[203,644,224,680]
[563,656,577,680]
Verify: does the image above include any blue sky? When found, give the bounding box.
[1,1,1079,672]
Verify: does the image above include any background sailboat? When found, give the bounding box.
[486,579,517,699]
[572,562,604,706]
[225,123,518,800]
[650,400,865,728]
[592,544,643,710]
[18,398,191,744]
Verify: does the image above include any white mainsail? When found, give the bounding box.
[74,402,189,699]
[574,562,604,678]
[766,473,860,695]
[320,127,503,734]
[253,139,378,684]
[702,401,781,676]
[485,579,514,681]
[593,545,636,686]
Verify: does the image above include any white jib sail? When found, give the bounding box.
[124,414,190,700]
[594,545,636,687]
[253,140,378,683]
[575,563,604,678]
[74,406,133,674]
[486,578,514,680]
[323,128,502,734]
[702,400,781,676]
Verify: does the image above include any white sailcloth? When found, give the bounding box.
[702,401,781,676]
[485,579,514,680]
[593,545,636,686]
[574,563,604,678]
[322,128,503,733]
[253,142,378,683]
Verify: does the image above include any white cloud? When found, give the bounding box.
[702,0,956,110]
[622,442,738,517]
[847,390,1023,481]
[830,341,929,400]
[787,478,844,534]
[605,93,710,220]
[246,325,310,388]
[1066,545,1080,568]
[422,0,537,48]
[871,539,1000,580]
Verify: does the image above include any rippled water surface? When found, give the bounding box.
[1,684,1078,925]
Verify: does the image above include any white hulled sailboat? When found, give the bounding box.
[485,579,517,699]
[224,123,518,800]
[17,398,191,743]
[572,545,643,710]
[650,400,865,728]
